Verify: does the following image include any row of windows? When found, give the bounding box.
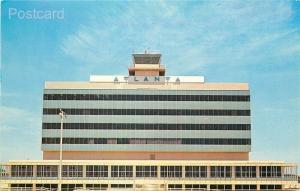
[11,184,33,188]
[86,184,108,189]
[36,165,58,177]
[210,184,232,190]
[42,138,251,145]
[9,165,283,178]
[260,185,282,190]
[185,184,207,189]
[44,94,250,102]
[235,184,257,190]
[136,166,157,177]
[62,165,83,177]
[161,166,182,177]
[10,184,282,191]
[111,184,133,188]
[185,166,207,178]
[260,166,282,178]
[11,166,33,177]
[236,166,256,178]
[43,108,251,116]
[43,123,251,130]
[60,184,83,191]
[86,165,108,177]
[111,166,133,177]
[211,166,232,178]
[36,184,58,190]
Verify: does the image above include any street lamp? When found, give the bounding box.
[58,109,66,191]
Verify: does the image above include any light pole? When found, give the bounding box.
[58,109,65,191]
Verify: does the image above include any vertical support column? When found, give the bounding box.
[232,184,235,190]
[206,166,210,191]
[231,166,235,179]
[83,165,86,178]
[33,165,37,178]
[182,166,185,178]
[108,164,112,191]
[281,165,284,178]
[256,165,260,191]
[133,165,136,178]
[82,164,86,190]
[132,165,136,190]
[256,165,260,178]
[207,166,211,178]
[8,165,12,178]
[33,165,37,191]
[157,166,161,179]
[108,165,111,178]
[231,165,235,191]
[164,182,168,191]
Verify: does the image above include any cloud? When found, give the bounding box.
[60,1,298,76]
[0,106,40,134]
[0,106,42,161]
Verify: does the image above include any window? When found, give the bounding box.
[185,184,207,190]
[61,184,83,191]
[111,184,133,188]
[168,184,182,190]
[235,184,257,191]
[36,184,58,190]
[136,166,157,177]
[210,184,232,191]
[44,93,250,102]
[43,108,250,116]
[260,166,282,178]
[11,184,33,188]
[86,165,108,177]
[11,165,33,177]
[260,185,282,190]
[86,184,108,190]
[185,166,207,178]
[235,166,256,178]
[210,166,231,178]
[42,137,251,145]
[42,123,251,130]
[37,165,58,177]
[62,165,83,177]
[161,166,182,178]
[111,166,133,177]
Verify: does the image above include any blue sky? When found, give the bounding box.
[1,1,299,166]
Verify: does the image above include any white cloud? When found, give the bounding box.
[0,106,40,134]
[0,106,42,161]
[60,1,298,75]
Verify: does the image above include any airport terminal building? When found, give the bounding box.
[0,53,298,190]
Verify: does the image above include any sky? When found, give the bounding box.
[1,0,299,167]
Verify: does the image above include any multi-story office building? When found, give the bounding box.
[42,53,250,160]
[0,52,298,190]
